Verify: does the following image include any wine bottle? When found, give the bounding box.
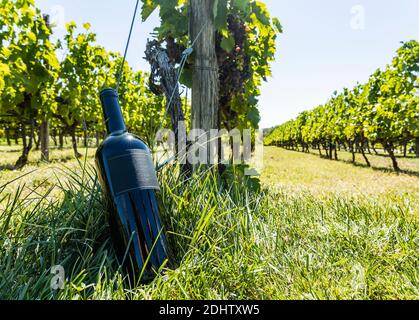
[95,88,168,282]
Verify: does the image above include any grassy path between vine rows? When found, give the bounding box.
[0,144,418,299]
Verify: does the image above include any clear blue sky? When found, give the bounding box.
[36,0,419,128]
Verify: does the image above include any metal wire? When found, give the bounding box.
[116,0,140,93]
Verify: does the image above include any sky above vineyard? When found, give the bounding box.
[35,0,419,129]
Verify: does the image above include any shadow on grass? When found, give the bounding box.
[0,157,73,172]
[0,148,22,153]
[0,153,94,172]
[364,152,417,160]
[340,159,419,178]
[0,164,16,171]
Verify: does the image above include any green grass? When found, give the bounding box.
[0,145,418,300]
[262,147,419,210]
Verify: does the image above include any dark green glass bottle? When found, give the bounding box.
[95,88,167,282]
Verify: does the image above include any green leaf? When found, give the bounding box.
[141,0,158,21]
[180,67,193,88]
[233,0,249,13]
[248,107,260,128]
[220,34,235,52]
[27,31,36,42]
[214,0,228,30]
[272,18,283,33]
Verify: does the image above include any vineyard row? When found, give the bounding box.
[265,41,419,172]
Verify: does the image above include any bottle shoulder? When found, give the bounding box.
[96,133,150,158]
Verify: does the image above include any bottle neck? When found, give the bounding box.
[100,89,127,135]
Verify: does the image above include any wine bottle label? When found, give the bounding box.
[108,149,160,196]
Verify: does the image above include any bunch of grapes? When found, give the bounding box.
[216,14,252,129]
[166,36,186,64]
[149,15,253,130]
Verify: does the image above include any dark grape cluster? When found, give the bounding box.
[216,14,252,129]
[166,36,186,64]
[147,15,253,130]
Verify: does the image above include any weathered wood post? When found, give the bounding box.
[190,0,219,167]
[40,14,51,162]
[40,120,49,161]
